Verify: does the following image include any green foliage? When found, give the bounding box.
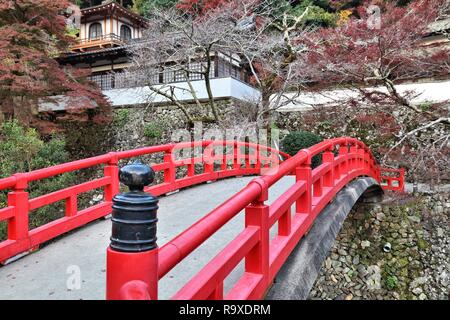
[417,237,428,250]
[289,1,338,27]
[385,275,398,290]
[132,0,177,16]
[113,108,131,127]
[0,121,74,240]
[418,101,433,112]
[66,25,80,38]
[281,131,323,168]
[143,121,165,140]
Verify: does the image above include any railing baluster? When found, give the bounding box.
[358,148,365,169]
[204,142,214,174]
[278,208,292,236]
[7,174,29,241]
[296,155,312,216]
[187,162,195,177]
[207,282,224,300]
[313,178,322,197]
[349,143,358,171]
[164,146,175,185]
[245,179,269,298]
[322,145,334,188]
[255,144,262,171]
[104,152,119,203]
[220,140,227,171]
[233,141,240,171]
[339,143,348,176]
[65,195,78,217]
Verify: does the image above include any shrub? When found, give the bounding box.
[143,121,165,140]
[385,275,398,290]
[281,131,323,168]
[0,121,74,240]
[112,108,130,127]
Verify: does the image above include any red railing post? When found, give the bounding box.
[207,282,224,300]
[245,145,251,169]
[313,178,323,197]
[339,142,348,176]
[204,141,215,174]
[363,149,370,170]
[322,144,334,188]
[164,146,176,184]
[399,168,405,192]
[358,147,365,170]
[278,207,292,236]
[296,151,312,215]
[349,143,358,171]
[65,195,78,217]
[7,174,29,241]
[104,152,119,203]
[244,178,269,298]
[233,141,240,171]
[107,161,158,300]
[255,144,262,171]
[220,140,227,171]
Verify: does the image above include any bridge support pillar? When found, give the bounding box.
[106,161,159,300]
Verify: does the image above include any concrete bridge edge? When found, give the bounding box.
[265,177,383,300]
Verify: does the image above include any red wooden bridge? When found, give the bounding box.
[0,137,404,300]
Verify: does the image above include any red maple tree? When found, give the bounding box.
[0,0,110,131]
[298,0,449,182]
[176,0,227,15]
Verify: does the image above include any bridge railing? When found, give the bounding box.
[0,141,285,263]
[107,137,400,300]
[380,167,405,192]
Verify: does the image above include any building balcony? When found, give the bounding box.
[70,33,132,52]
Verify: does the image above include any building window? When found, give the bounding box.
[89,23,102,40]
[188,62,202,80]
[120,25,132,41]
[174,69,187,82]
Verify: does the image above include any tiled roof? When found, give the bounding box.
[81,0,148,26]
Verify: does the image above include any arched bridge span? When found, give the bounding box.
[0,138,404,299]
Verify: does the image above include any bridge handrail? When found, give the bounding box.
[156,137,382,290]
[0,136,403,300]
[109,137,402,300]
[0,140,285,263]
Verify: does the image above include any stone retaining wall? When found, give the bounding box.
[309,193,449,300]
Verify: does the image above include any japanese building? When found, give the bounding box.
[56,0,258,109]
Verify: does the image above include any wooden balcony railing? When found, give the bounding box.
[70,33,132,51]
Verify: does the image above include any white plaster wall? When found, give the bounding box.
[80,24,86,39]
[276,79,450,112]
[39,79,449,112]
[103,78,261,107]
[38,78,261,111]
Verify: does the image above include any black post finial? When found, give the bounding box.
[119,160,155,191]
[110,161,159,253]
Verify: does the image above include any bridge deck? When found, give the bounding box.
[0,176,295,300]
